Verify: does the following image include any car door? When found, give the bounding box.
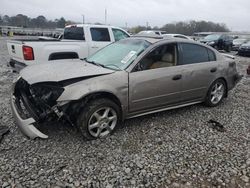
[128,43,183,113]
[178,43,218,102]
[89,27,112,55]
[63,26,89,59]
[220,35,228,49]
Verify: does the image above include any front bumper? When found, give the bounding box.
[10,83,48,139]
[8,59,27,73]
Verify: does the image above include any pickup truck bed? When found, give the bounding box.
[7,24,130,72]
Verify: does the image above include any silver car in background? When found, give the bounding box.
[11,37,242,140]
[232,38,249,51]
[163,33,192,40]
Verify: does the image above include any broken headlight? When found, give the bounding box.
[30,83,64,106]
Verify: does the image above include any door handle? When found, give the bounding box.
[91,46,99,49]
[172,74,182,81]
[210,68,217,73]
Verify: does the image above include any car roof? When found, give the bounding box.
[128,36,219,54]
[65,24,113,28]
[164,34,178,36]
[131,35,163,43]
[139,30,166,33]
[131,34,194,44]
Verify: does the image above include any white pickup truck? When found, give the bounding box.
[7,24,130,72]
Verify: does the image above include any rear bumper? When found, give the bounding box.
[8,59,26,73]
[232,73,243,88]
[10,82,48,139]
[234,73,243,83]
[228,73,243,91]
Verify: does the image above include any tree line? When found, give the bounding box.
[0,14,230,35]
[0,14,75,28]
[129,20,230,35]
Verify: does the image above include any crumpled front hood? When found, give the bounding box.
[20,60,115,85]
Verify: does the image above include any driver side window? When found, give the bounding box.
[135,43,177,71]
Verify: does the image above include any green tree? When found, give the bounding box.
[36,15,47,28]
[57,17,66,28]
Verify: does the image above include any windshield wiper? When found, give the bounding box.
[83,58,121,71]
[84,58,105,68]
[104,64,122,71]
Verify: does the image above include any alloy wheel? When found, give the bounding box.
[210,82,225,105]
[88,107,117,138]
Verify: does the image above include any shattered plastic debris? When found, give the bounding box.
[208,119,226,132]
[0,126,10,142]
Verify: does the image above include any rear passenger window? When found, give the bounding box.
[63,27,85,40]
[179,43,209,65]
[90,28,111,42]
[208,49,216,61]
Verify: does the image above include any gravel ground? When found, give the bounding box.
[0,36,249,188]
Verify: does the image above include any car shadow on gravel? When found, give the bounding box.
[36,121,83,141]
[28,100,230,142]
[122,103,206,129]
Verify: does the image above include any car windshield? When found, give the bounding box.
[204,34,221,40]
[86,39,151,70]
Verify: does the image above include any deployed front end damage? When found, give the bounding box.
[11,78,71,139]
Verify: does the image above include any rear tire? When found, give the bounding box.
[204,79,226,107]
[77,98,121,140]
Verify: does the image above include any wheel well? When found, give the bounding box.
[83,92,122,107]
[66,92,123,123]
[48,52,79,60]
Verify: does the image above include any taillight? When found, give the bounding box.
[23,46,34,60]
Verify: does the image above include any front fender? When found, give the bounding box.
[57,71,128,106]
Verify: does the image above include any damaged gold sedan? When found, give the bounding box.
[11,37,242,139]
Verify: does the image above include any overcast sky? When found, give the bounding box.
[1,0,250,31]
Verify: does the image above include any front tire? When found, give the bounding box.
[77,98,121,140]
[204,79,226,107]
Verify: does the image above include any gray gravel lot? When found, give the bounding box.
[0,36,249,187]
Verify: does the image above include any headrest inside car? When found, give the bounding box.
[162,53,173,62]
